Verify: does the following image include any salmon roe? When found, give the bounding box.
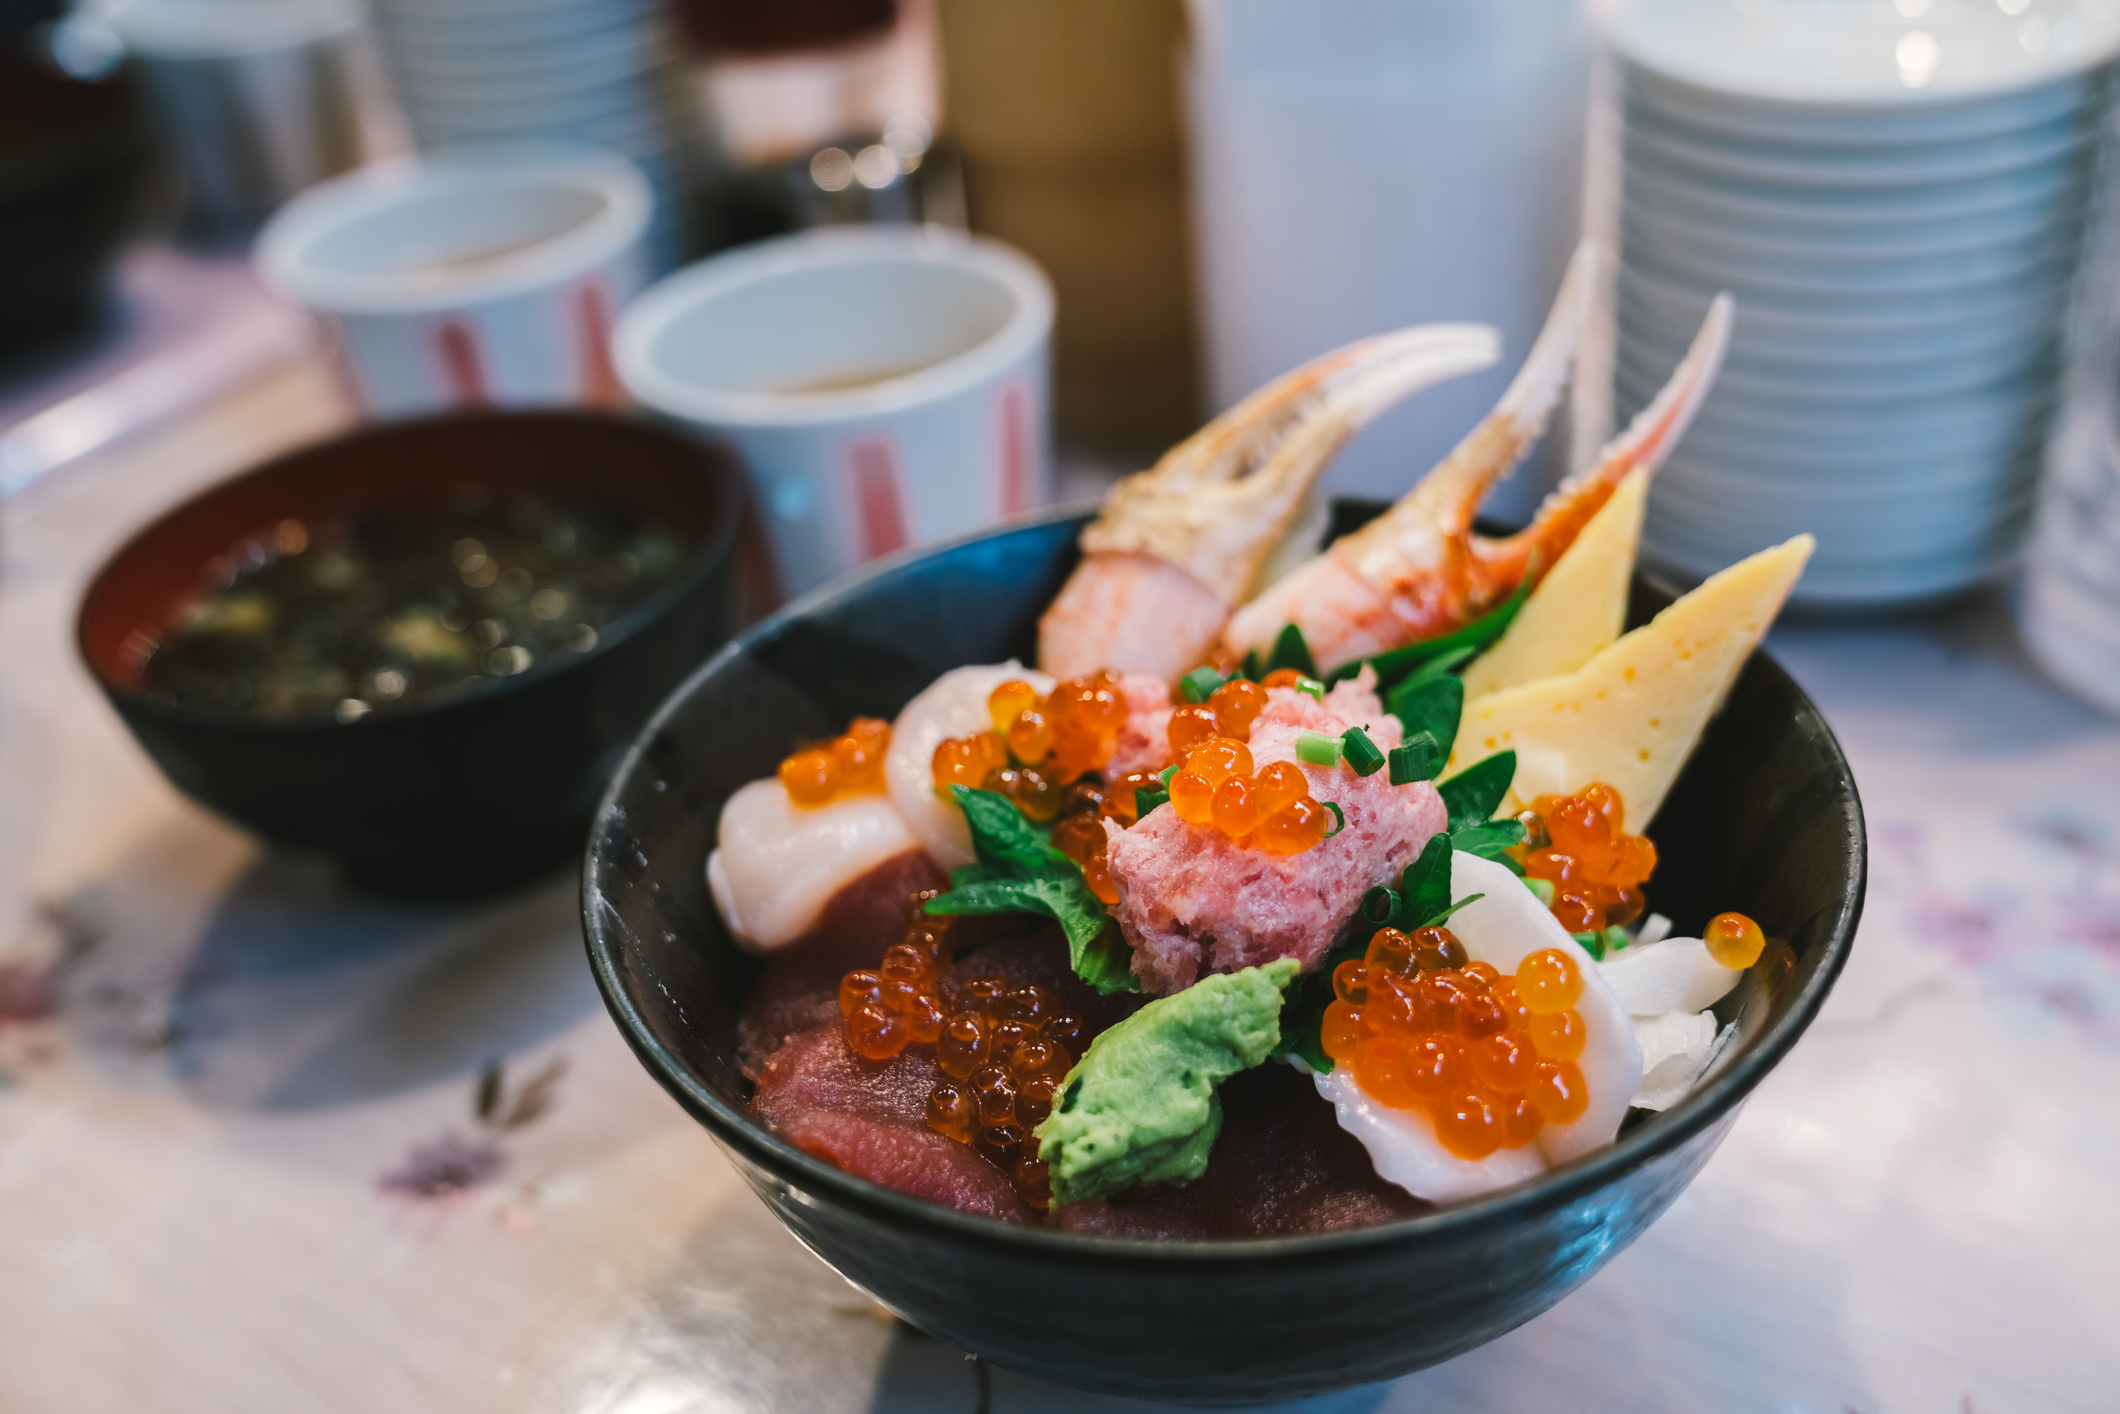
[1516,783,1657,932]
[1165,684,1331,856]
[779,717,892,807]
[927,973,1078,1211]
[837,889,1080,1211]
[1703,911,1767,969]
[931,673,1132,824]
[1321,932,1591,1159]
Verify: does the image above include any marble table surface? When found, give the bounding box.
[2,365,2116,1414]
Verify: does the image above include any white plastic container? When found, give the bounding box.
[615,227,1054,596]
[255,145,652,416]
[1184,0,1593,519]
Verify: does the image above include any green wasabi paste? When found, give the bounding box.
[1034,958,1297,1206]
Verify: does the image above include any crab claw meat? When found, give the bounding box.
[1038,323,1500,680]
[1228,254,1734,675]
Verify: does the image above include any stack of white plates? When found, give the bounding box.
[367,0,695,267]
[1609,0,2120,608]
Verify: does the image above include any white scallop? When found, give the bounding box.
[1316,851,1646,1203]
[1314,1067,1547,1204]
[1598,937,1743,1017]
[883,661,1053,869]
[706,779,918,952]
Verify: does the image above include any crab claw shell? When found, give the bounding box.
[1038,322,1500,681]
[1226,242,1603,667]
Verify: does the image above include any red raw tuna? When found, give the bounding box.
[754,1029,1035,1222]
[1104,670,1178,781]
[1105,674,1446,994]
[737,850,947,1077]
[746,918,1148,1226]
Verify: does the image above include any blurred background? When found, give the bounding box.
[4,0,2120,1409]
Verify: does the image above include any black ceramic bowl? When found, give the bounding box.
[583,504,1864,1403]
[80,410,741,897]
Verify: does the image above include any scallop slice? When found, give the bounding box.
[1599,937,1742,1017]
[884,661,1054,869]
[1314,1068,1547,1204]
[707,780,918,951]
[1316,850,1645,1201]
[1444,851,1643,1165]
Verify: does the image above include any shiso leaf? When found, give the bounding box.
[1439,749,1517,829]
[1266,623,1320,678]
[925,786,1141,994]
[1387,673,1464,757]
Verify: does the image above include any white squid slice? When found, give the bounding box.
[883,661,1054,869]
[1630,1009,1721,1112]
[1316,850,1644,1201]
[1599,937,1742,1017]
[707,780,918,952]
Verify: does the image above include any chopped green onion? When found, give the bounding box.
[1389,733,1442,785]
[1571,929,1607,960]
[1295,731,1342,766]
[1341,726,1386,776]
[1178,666,1226,704]
[1523,876,1556,906]
[1295,676,1326,701]
[1600,924,1630,955]
[1361,886,1400,925]
[1135,786,1169,817]
[1320,801,1345,837]
[1158,763,1179,785]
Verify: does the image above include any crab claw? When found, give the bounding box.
[1225,249,1731,673]
[1037,323,1500,681]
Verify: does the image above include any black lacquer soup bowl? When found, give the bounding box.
[582,503,1864,1404]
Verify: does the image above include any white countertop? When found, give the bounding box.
[1,364,2115,1413]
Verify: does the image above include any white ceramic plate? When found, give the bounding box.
[1611,0,2120,107]
[1617,54,2107,143]
[1623,104,2097,187]
[1621,223,2081,298]
[1615,330,2059,403]
[1620,147,2089,233]
[1617,286,2069,364]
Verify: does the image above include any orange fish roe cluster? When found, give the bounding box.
[838,891,953,1060]
[1320,931,1592,1161]
[1048,780,1123,904]
[924,977,1086,1211]
[1166,676,1330,856]
[1704,911,1767,969]
[931,673,1132,822]
[778,717,892,807]
[1518,783,1657,933]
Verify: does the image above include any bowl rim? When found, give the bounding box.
[74,407,743,733]
[582,502,1867,1263]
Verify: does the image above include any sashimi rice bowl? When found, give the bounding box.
[584,246,1865,1401]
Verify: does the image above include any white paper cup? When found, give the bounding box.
[615,228,1055,595]
[256,144,652,416]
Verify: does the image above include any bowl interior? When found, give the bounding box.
[79,410,733,701]
[585,503,1865,1251]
